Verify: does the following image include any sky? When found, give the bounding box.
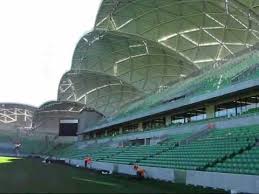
[0,0,101,107]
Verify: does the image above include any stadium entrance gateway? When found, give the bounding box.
[59,119,78,136]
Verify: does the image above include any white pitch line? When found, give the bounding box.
[72,177,118,187]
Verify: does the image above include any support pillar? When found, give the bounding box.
[138,122,143,132]
[206,104,215,119]
[165,115,172,126]
[119,127,123,134]
[78,135,84,141]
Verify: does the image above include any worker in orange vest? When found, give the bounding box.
[84,156,92,168]
[133,164,145,179]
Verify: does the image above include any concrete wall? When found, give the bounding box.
[34,111,80,135]
[186,170,259,194]
[78,111,103,133]
[34,110,103,136]
[213,114,259,129]
[67,160,175,182]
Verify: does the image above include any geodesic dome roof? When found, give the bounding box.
[95,0,259,68]
[72,30,198,92]
[57,0,259,116]
[58,70,143,116]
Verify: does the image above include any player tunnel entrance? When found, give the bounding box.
[59,119,78,136]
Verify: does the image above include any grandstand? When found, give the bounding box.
[1,0,259,193]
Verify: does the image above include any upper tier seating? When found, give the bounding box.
[243,107,259,115]
[110,50,259,122]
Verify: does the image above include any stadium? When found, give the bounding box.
[1,0,259,193]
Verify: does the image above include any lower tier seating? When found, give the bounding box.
[159,132,193,145]
[98,133,192,164]
[46,125,259,175]
[138,137,254,170]
[138,126,258,170]
[99,144,169,164]
[49,143,126,161]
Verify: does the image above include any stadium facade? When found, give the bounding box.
[1,0,259,193]
[32,101,103,139]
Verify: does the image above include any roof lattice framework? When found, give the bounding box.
[71,30,198,92]
[95,0,259,68]
[57,0,259,116]
[58,70,143,116]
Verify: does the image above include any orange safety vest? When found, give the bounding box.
[85,157,92,164]
[137,168,145,177]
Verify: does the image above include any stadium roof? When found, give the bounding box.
[95,0,259,68]
[57,0,259,116]
[58,70,143,116]
[71,30,198,92]
[38,100,101,114]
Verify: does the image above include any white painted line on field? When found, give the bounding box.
[72,177,118,187]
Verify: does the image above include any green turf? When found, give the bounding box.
[0,156,20,164]
[0,156,227,193]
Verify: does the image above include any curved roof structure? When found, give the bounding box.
[58,70,143,116]
[0,103,36,127]
[72,30,198,92]
[57,0,259,116]
[95,0,259,68]
[38,100,100,114]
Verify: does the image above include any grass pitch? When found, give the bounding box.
[0,156,227,193]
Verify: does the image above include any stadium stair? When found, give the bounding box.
[178,127,216,146]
